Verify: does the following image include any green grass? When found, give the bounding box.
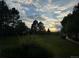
[0,34,79,57]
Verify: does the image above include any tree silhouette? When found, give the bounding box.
[14,20,29,35]
[73,3,79,14]
[38,22,46,32]
[47,28,50,33]
[0,0,27,35]
[31,20,46,34]
[61,3,79,40]
[31,20,39,33]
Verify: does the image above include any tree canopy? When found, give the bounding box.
[61,3,79,40]
[0,0,28,36]
[31,20,46,34]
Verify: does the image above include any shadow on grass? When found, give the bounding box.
[0,44,53,58]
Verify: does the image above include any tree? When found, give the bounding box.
[0,0,27,35]
[31,20,46,34]
[47,28,50,32]
[31,20,39,33]
[61,3,79,40]
[38,22,46,32]
[15,20,29,35]
[73,3,79,14]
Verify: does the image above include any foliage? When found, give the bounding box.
[31,20,39,33]
[38,22,46,32]
[0,0,28,35]
[61,3,79,40]
[31,20,46,34]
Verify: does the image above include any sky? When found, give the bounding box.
[5,0,79,32]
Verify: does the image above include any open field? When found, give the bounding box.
[0,34,79,57]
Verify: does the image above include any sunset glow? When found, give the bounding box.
[49,28,58,32]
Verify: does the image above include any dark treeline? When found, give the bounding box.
[61,3,79,41]
[0,0,51,36]
[0,0,28,36]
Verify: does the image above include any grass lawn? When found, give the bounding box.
[0,34,79,57]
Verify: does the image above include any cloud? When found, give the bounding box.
[5,0,79,31]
